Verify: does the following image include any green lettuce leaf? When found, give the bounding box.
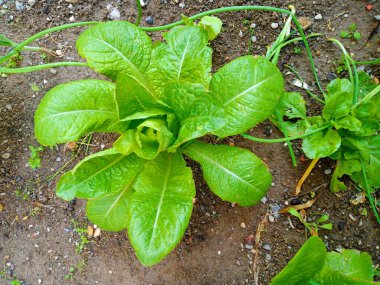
[56,149,144,200]
[198,16,223,40]
[77,21,152,80]
[329,158,361,192]
[35,80,126,146]
[313,249,376,285]
[86,186,133,232]
[276,92,308,120]
[270,236,327,285]
[322,79,353,121]
[334,114,362,132]
[210,55,284,137]
[302,127,341,159]
[164,82,226,149]
[127,152,195,266]
[183,141,272,206]
[115,72,165,121]
[146,26,212,97]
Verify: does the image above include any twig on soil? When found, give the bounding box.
[295,158,319,195]
[253,212,269,285]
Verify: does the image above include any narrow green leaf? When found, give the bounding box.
[127,152,195,266]
[270,236,327,285]
[86,185,133,232]
[302,127,341,159]
[35,80,126,146]
[76,21,152,80]
[322,79,353,121]
[183,141,272,206]
[211,56,284,137]
[56,150,144,201]
[146,26,212,97]
[164,82,226,149]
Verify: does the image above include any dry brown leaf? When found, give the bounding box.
[279,199,316,214]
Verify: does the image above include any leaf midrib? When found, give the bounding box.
[176,37,191,81]
[195,150,259,191]
[41,109,116,120]
[148,155,172,250]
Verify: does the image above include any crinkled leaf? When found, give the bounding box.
[127,152,195,266]
[270,236,327,285]
[334,114,362,132]
[358,72,377,100]
[303,127,341,159]
[211,56,284,137]
[115,72,165,121]
[276,92,308,120]
[183,141,272,206]
[146,26,212,97]
[282,120,309,136]
[114,119,174,160]
[56,149,144,200]
[86,186,133,232]
[77,21,152,80]
[322,79,353,121]
[164,83,226,149]
[198,16,222,40]
[352,135,380,189]
[313,249,376,285]
[330,158,361,192]
[35,80,126,146]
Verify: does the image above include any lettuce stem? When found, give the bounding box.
[242,123,332,143]
[0,62,87,73]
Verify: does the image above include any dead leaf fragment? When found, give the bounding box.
[298,17,313,30]
[279,199,316,214]
[0,203,4,212]
[350,192,366,205]
[87,225,94,237]
[94,227,101,238]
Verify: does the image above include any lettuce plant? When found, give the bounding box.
[33,20,285,265]
[271,236,378,285]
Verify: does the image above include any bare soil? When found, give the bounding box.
[1,0,379,284]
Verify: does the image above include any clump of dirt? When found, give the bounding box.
[1,0,379,284]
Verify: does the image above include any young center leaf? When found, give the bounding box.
[302,127,341,159]
[183,141,272,206]
[86,184,134,232]
[56,149,145,201]
[322,79,353,121]
[77,21,152,80]
[164,82,226,149]
[275,92,308,120]
[35,80,126,146]
[146,26,212,97]
[127,152,195,266]
[270,236,327,285]
[210,56,284,137]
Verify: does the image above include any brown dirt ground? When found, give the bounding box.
[1,0,380,284]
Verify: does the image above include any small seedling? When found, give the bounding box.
[71,219,90,253]
[14,189,30,201]
[64,265,75,280]
[28,207,41,217]
[288,208,332,236]
[28,145,44,170]
[30,83,40,92]
[340,23,361,40]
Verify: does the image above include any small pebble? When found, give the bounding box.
[244,234,255,245]
[265,253,271,261]
[250,23,256,28]
[245,244,253,250]
[268,215,275,223]
[314,14,323,20]
[108,8,121,21]
[179,2,185,8]
[238,30,243,37]
[270,22,279,29]
[217,250,221,255]
[94,227,101,238]
[15,1,25,11]
[49,68,57,74]
[38,279,42,284]
[56,157,61,162]
[262,244,271,251]
[251,36,257,42]
[290,198,302,205]
[145,16,154,25]
[2,153,10,159]
[324,169,332,175]
[240,222,246,229]
[261,196,268,204]
[69,15,75,22]
[28,0,36,7]
[326,72,337,81]
[338,221,345,231]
